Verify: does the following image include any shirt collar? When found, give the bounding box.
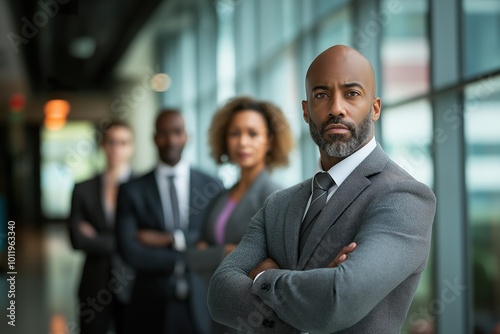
[102,166,132,184]
[314,136,377,187]
[156,159,189,178]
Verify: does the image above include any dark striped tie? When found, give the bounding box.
[299,172,334,255]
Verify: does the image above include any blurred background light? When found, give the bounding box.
[150,73,172,92]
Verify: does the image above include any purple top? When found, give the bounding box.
[214,198,238,245]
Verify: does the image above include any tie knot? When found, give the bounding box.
[313,172,334,191]
[167,174,176,181]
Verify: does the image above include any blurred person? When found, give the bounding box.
[186,96,294,333]
[208,45,436,333]
[116,110,223,334]
[68,120,135,334]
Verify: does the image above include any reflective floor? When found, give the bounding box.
[0,223,83,334]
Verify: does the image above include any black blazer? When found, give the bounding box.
[68,175,135,304]
[116,168,223,334]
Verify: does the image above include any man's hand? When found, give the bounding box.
[79,221,97,238]
[246,243,356,280]
[136,229,174,248]
[327,242,357,268]
[248,258,280,280]
[196,240,209,250]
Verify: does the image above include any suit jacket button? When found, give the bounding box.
[268,320,275,328]
[261,283,270,291]
[262,319,269,327]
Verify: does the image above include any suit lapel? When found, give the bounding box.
[226,170,267,230]
[297,176,370,269]
[188,169,199,232]
[297,145,389,269]
[284,180,311,269]
[144,172,166,230]
[91,176,108,229]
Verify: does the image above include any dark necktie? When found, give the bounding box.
[167,175,180,229]
[167,175,188,300]
[299,172,334,255]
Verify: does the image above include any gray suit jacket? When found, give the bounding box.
[208,145,436,334]
[187,170,281,334]
[187,169,281,283]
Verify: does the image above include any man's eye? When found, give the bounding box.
[346,91,360,97]
[314,92,328,99]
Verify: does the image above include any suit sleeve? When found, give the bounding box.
[249,180,436,333]
[208,196,301,333]
[68,185,115,255]
[115,183,182,272]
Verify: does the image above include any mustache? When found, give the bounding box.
[320,116,355,133]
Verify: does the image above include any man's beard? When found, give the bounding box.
[309,108,373,158]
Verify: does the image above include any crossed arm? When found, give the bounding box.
[247,243,356,280]
[68,187,115,255]
[208,182,435,333]
[115,186,183,272]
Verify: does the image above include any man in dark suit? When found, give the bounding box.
[69,120,135,334]
[208,45,436,333]
[116,110,223,334]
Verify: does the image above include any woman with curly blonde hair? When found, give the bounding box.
[187,96,294,333]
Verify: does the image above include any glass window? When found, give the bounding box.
[216,0,236,103]
[316,5,352,52]
[381,0,429,104]
[257,0,284,60]
[41,122,102,219]
[465,75,500,333]
[313,0,349,17]
[381,99,433,186]
[463,0,500,77]
[257,47,303,187]
[381,99,434,333]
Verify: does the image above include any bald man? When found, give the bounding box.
[208,45,436,333]
[116,110,223,334]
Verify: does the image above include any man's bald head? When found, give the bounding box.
[155,109,184,131]
[301,45,382,169]
[305,45,377,98]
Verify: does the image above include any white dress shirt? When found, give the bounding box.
[155,159,190,252]
[302,136,377,218]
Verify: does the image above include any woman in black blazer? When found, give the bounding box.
[68,120,135,334]
[187,97,294,333]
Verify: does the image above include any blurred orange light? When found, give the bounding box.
[44,99,70,118]
[44,117,67,131]
[49,314,67,334]
[44,99,70,131]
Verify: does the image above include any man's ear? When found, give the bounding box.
[371,97,381,122]
[302,100,310,123]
